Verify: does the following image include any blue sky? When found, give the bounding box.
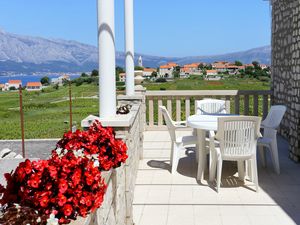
[0,0,271,57]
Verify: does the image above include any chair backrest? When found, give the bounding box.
[196,99,227,115]
[159,106,176,142]
[215,116,261,158]
[262,105,286,129]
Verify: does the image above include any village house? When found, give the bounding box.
[226,64,245,74]
[159,62,178,78]
[260,64,269,69]
[212,61,228,73]
[26,82,42,91]
[180,63,202,76]
[143,68,157,78]
[51,75,70,86]
[0,84,4,91]
[205,69,220,80]
[119,73,126,82]
[4,80,22,91]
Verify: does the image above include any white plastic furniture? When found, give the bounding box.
[209,116,262,192]
[258,105,286,174]
[159,106,197,174]
[196,99,227,115]
[187,114,237,182]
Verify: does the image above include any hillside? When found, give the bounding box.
[0,29,271,73]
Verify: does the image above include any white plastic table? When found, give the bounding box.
[187,114,237,182]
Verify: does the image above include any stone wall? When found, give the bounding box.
[80,101,144,225]
[272,0,300,161]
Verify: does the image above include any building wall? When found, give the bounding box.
[272,0,300,161]
[159,68,173,78]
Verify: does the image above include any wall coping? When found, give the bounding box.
[81,103,141,128]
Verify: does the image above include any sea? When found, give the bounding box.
[0,74,80,84]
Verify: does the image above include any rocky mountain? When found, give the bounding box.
[0,29,271,74]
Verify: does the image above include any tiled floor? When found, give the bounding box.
[133,131,300,225]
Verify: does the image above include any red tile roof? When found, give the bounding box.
[144,68,156,72]
[26,82,42,87]
[160,63,178,69]
[8,80,22,84]
[206,70,218,74]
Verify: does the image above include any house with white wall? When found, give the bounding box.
[51,75,70,86]
[159,63,178,78]
[26,82,42,91]
[4,80,22,90]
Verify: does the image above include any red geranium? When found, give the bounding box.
[0,121,128,224]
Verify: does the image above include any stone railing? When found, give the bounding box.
[79,93,145,225]
[145,90,272,129]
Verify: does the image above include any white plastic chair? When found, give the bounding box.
[209,116,262,192]
[196,99,227,115]
[159,106,197,174]
[258,105,286,174]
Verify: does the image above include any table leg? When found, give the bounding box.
[196,129,206,182]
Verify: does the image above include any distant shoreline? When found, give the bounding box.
[0,74,80,84]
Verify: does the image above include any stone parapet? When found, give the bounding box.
[81,102,143,224]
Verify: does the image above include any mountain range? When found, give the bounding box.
[0,29,271,74]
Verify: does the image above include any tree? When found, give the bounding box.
[252,61,260,69]
[40,76,50,86]
[198,63,204,69]
[245,66,255,77]
[173,71,180,78]
[134,66,144,71]
[235,61,243,66]
[204,64,212,70]
[81,73,88,77]
[151,71,158,78]
[91,69,99,77]
[155,78,167,83]
[172,66,181,79]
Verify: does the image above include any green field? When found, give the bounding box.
[0,84,100,139]
[144,76,270,91]
[0,78,270,139]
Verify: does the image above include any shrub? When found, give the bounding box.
[116,81,125,86]
[155,78,167,83]
[9,87,16,91]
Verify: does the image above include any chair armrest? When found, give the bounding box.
[174,121,187,127]
[257,132,263,138]
[261,123,278,130]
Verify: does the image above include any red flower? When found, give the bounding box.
[57,193,67,207]
[40,195,50,208]
[27,174,41,188]
[58,179,68,194]
[48,166,58,179]
[63,204,73,216]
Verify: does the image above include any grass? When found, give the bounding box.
[0,84,99,139]
[0,77,270,139]
[143,76,270,91]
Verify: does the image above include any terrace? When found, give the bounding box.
[1,1,300,225]
[133,130,299,225]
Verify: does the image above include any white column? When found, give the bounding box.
[97,0,116,118]
[125,0,135,96]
